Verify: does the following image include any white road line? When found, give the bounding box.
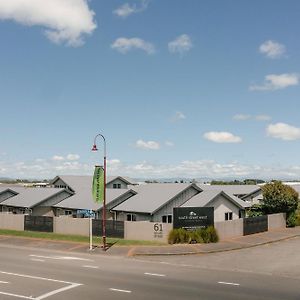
[29,255,93,262]
[144,272,166,277]
[0,280,10,284]
[0,270,80,285]
[218,281,240,286]
[35,283,82,300]
[110,288,132,293]
[0,270,82,299]
[0,291,33,299]
[30,259,45,262]
[82,265,99,269]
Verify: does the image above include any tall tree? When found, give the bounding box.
[262,181,299,226]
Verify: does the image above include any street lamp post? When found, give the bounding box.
[92,133,107,251]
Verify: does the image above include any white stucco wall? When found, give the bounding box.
[209,195,241,222]
[106,179,128,189]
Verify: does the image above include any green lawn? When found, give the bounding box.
[0,229,166,246]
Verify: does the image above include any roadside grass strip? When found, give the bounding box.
[0,229,166,246]
[0,270,82,299]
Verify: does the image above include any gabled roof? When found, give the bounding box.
[50,175,136,191]
[112,183,202,214]
[54,188,136,211]
[106,176,137,185]
[0,187,72,208]
[198,184,260,196]
[182,190,251,209]
[0,187,18,195]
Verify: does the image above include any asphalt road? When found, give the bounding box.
[0,239,299,300]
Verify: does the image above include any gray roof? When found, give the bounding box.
[198,184,261,196]
[182,190,251,209]
[51,175,136,191]
[112,183,201,214]
[106,176,137,185]
[54,188,135,211]
[0,187,69,208]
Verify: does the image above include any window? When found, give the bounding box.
[162,215,172,223]
[225,212,233,221]
[127,214,136,221]
[113,183,121,189]
[65,210,73,216]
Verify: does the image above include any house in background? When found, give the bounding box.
[198,184,261,199]
[112,183,202,223]
[0,187,73,216]
[50,175,137,191]
[181,190,251,222]
[54,188,136,218]
[50,175,137,217]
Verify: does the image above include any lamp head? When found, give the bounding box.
[91,144,98,151]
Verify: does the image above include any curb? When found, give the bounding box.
[131,233,300,256]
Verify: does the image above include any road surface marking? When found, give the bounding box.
[30,259,45,262]
[144,272,166,277]
[218,281,240,286]
[29,254,92,262]
[0,291,34,299]
[35,283,82,300]
[0,270,82,299]
[0,281,9,284]
[110,288,132,293]
[82,265,99,269]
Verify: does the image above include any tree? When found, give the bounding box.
[261,181,299,226]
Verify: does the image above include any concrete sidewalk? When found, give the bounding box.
[0,227,299,257]
[126,227,300,256]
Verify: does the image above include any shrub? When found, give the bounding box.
[296,210,300,226]
[168,228,189,244]
[168,227,219,244]
[287,211,296,227]
[206,226,219,243]
[177,228,190,243]
[168,229,180,244]
[189,230,203,244]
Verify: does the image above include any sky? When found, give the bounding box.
[0,0,300,180]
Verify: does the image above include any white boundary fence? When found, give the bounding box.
[0,212,287,242]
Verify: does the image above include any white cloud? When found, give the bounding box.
[165,141,174,147]
[135,139,160,150]
[0,0,97,47]
[259,40,286,59]
[113,0,150,18]
[203,131,242,143]
[52,155,64,161]
[171,111,186,122]
[233,114,251,121]
[267,123,300,141]
[256,114,271,121]
[66,154,80,161]
[168,34,193,54]
[111,37,155,54]
[250,73,299,91]
[3,157,300,180]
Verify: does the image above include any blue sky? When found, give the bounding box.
[0,0,300,180]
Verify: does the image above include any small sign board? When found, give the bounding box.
[77,209,95,218]
[173,207,214,231]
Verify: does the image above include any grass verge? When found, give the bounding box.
[0,229,166,246]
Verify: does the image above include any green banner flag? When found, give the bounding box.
[92,166,104,203]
